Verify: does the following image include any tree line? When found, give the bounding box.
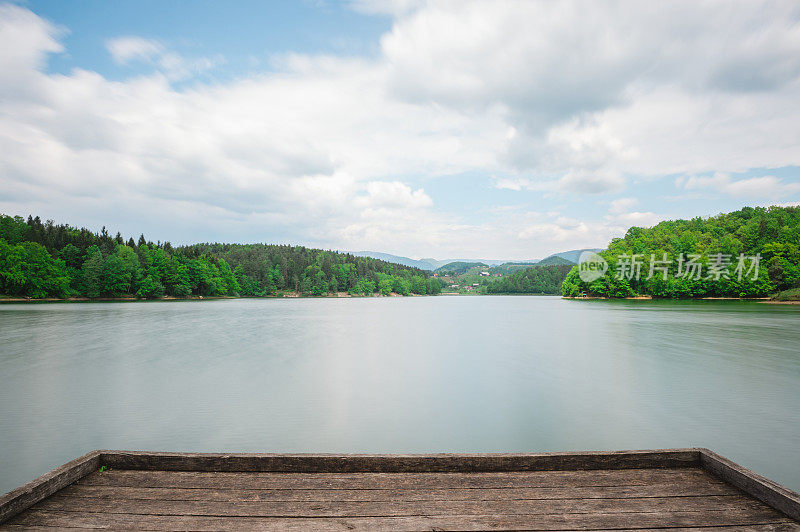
[0,214,442,299]
[485,264,573,294]
[561,206,800,298]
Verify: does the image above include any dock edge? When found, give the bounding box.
[1,448,798,524]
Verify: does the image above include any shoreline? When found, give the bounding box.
[2,294,796,304]
[561,295,793,303]
[0,291,435,303]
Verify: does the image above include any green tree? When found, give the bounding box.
[1,211,436,299]
[234,264,261,296]
[81,246,105,298]
[218,259,240,295]
[561,206,797,298]
[103,254,130,296]
[137,274,165,299]
[393,277,411,296]
[410,275,427,294]
[378,274,394,295]
[0,239,69,298]
[350,278,375,295]
[116,245,142,293]
[425,277,442,295]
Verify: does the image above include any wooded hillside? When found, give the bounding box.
[0,214,441,299]
[561,206,800,298]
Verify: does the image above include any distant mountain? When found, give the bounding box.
[350,248,603,271]
[418,258,446,269]
[431,249,603,269]
[350,251,438,270]
[350,252,536,271]
[434,261,490,275]
[538,248,604,264]
[490,262,543,274]
[536,255,574,266]
[436,258,537,268]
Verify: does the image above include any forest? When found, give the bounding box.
[434,261,489,275]
[561,206,800,298]
[0,214,441,299]
[435,262,573,295]
[486,264,573,294]
[5,206,797,301]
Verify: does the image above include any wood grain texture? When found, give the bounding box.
[0,450,99,524]
[98,448,702,472]
[58,481,740,502]
[700,448,800,521]
[2,449,799,530]
[4,508,798,531]
[29,492,772,517]
[75,467,719,490]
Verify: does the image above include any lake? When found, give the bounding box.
[1,296,799,494]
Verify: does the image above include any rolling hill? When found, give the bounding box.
[351,248,601,271]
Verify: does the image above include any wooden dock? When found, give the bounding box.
[1,449,798,530]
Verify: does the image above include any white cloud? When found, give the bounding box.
[679,173,800,199]
[608,197,639,214]
[603,197,668,229]
[0,3,63,98]
[516,217,623,253]
[607,211,666,228]
[380,1,800,190]
[348,0,423,16]
[493,170,623,195]
[2,1,800,258]
[106,36,223,80]
[0,4,62,69]
[106,36,163,64]
[358,181,432,209]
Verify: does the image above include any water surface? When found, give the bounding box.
[1,296,798,493]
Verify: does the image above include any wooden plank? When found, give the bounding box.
[4,525,795,532]
[76,467,715,490]
[4,449,799,529]
[0,450,100,525]
[5,508,795,531]
[700,448,800,521]
[30,493,774,518]
[58,481,740,502]
[99,449,701,473]
[0,522,800,532]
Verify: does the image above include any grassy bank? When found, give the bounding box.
[773,288,800,301]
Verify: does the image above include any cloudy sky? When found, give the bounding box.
[1,0,799,260]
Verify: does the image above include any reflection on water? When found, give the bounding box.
[1,297,798,492]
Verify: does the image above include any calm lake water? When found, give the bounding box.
[1,296,799,493]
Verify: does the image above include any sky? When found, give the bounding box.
[1,0,799,260]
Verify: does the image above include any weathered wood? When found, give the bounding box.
[0,450,99,524]
[5,525,795,532]
[700,448,800,522]
[98,449,701,473]
[58,480,740,502]
[5,508,796,531]
[2,450,799,530]
[7,526,794,532]
[27,493,776,517]
[76,467,718,490]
